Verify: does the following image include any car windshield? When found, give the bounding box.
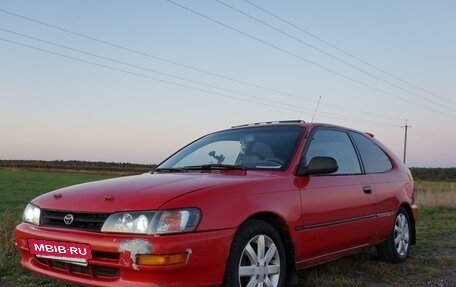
[157,126,304,171]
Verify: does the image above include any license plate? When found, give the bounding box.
[28,239,92,265]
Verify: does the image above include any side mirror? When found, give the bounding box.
[298,156,338,176]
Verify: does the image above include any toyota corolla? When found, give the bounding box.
[16,121,418,287]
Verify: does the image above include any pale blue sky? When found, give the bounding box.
[1,1,455,167]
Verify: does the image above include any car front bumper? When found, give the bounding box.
[16,223,235,287]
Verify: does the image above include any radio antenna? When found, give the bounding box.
[311,96,322,123]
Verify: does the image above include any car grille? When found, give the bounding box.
[40,210,109,232]
[36,251,121,279]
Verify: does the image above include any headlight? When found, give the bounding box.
[22,203,41,225]
[101,208,201,235]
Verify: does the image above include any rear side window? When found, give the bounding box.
[350,132,392,173]
[305,129,361,175]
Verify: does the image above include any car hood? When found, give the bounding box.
[32,171,256,213]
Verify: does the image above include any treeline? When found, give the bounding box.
[0,160,156,174]
[409,167,456,182]
[1,160,454,181]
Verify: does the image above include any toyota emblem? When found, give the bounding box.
[63,214,74,225]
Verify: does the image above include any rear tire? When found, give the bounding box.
[377,207,411,263]
[223,220,287,287]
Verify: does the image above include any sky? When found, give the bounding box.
[1,1,455,167]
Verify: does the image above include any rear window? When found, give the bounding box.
[350,132,393,173]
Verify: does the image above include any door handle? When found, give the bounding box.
[363,186,373,194]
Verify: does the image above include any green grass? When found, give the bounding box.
[0,169,455,286]
[0,169,114,213]
[0,169,113,287]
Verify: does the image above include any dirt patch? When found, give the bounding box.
[364,234,456,287]
[413,234,456,287]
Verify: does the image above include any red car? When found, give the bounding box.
[16,121,418,287]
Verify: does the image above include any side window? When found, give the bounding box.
[305,129,361,175]
[350,132,392,173]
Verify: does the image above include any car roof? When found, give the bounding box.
[230,121,374,137]
[231,120,306,128]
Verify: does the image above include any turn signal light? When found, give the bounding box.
[137,253,187,266]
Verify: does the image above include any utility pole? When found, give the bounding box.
[402,120,411,164]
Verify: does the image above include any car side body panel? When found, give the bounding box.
[294,174,378,265]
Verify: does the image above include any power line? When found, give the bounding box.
[0,8,313,104]
[1,32,402,128]
[0,34,401,128]
[1,5,451,166]
[1,5,453,115]
[0,36,307,114]
[217,0,456,115]
[0,27,314,114]
[165,0,456,118]
[0,8,408,123]
[242,0,456,109]
[410,122,456,151]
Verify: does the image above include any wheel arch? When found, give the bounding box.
[240,212,298,284]
[400,203,416,245]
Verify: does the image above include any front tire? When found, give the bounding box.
[377,207,411,263]
[223,220,287,287]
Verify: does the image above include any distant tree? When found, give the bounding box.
[0,160,156,174]
[409,167,456,181]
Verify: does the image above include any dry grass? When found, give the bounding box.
[415,181,456,209]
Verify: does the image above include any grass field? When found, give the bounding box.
[0,169,114,286]
[0,169,455,286]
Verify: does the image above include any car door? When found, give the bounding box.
[295,128,378,264]
[349,131,405,239]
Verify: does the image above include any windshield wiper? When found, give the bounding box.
[183,164,246,170]
[154,167,185,173]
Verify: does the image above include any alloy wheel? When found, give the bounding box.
[238,234,281,287]
[394,213,410,256]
